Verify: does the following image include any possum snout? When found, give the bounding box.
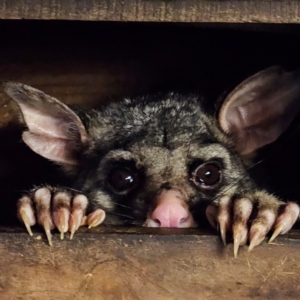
[145,189,195,228]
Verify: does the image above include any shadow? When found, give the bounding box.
[0,124,67,225]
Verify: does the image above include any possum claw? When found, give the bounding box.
[268,202,300,243]
[18,196,36,236]
[69,194,88,239]
[69,212,83,240]
[219,219,227,246]
[248,231,264,252]
[233,235,241,259]
[43,220,53,246]
[53,208,69,240]
[248,209,275,251]
[206,193,300,256]
[87,209,106,228]
[17,187,95,244]
[268,225,284,244]
[217,196,233,246]
[19,209,34,236]
[69,226,76,240]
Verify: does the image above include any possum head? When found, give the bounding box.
[4,66,300,228]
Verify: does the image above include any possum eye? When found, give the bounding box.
[191,162,221,188]
[107,167,138,193]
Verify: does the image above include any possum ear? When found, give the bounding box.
[218,66,300,156]
[3,82,88,166]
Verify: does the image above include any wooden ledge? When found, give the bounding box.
[1,227,300,299]
[0,0,300,23]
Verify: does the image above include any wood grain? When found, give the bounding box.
[0,0,300,23]
[1,227,300,300]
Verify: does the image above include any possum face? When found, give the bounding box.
[79,102,247,227]
[5,66,300,228]
[83,141,248,227]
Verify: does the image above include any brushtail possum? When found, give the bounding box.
[4,66,300,257]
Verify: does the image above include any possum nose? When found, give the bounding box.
[147,190,194,228]
[151,204,189,227]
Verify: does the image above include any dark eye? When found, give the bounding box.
[107,167,138,193]
[192,162,221,187]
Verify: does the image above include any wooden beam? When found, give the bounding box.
[1,227,300,299]
[0,0,300,23]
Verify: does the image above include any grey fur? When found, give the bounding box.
[44,93,256,225]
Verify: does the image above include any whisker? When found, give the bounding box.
[62,186,142,212]
[108,200,142,212]
[210,174,250,203]
[64,187,84,193]
[105,211,135,219]
[208,158,276,203]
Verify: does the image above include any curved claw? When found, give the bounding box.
[17,188,101,245]
[55,212,68,240]
[219,219,227,246]
[233,236,241,259]
[18,196,36,236]
[268,225,284,244]
[208,193,299,257]
[43,220,53,247]
[248,231,265,252]
[87,209,106,228]
[69,194,88,240]
[20,209,34,236]
[268,202,300,244]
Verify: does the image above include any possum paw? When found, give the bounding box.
[205,191,300,258]
[18,186,106,246]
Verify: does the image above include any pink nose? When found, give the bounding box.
[151,202,189,227]
[147,190,194,228]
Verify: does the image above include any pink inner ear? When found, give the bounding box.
[23,132,78,166]
[4,82,89,166]
[218,67,300,156]
[19,105,76,140]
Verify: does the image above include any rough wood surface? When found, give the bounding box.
[1,227,300,300]
[0,0,300,23]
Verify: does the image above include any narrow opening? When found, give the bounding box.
[1,20,300,231]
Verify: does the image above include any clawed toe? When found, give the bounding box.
[268,202,300,243]
[206,194,300,257]
[17,187,106,245]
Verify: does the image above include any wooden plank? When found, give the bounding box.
[1,227,300,299]
[0,0,300,23]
